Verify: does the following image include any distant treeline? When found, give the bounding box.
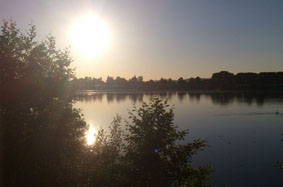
[71,71,283,91]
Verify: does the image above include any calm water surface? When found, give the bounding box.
[74,91,283,186]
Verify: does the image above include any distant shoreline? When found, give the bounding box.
[72,71,283,92]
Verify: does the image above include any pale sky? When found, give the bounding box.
[1,0,283,80]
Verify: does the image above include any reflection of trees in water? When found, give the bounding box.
[159,92,168,100]
[242,96,253,105]
[188,93,201,102]
[210,93,235,105]
[177,92,187,102]
[73,93,105,103]
[115,93,127,103]
[255,97,264,106]
[106,93,115,103]
[93,93,104,102]
[128,93,143,103]
[167,92,174,101]
[74,92,283,107]
[208,93,276,106]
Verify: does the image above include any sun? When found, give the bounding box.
[85,124,98,146]
[70,14,110,58]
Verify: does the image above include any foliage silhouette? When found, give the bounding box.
[0,20,86,186]
[72,71,283,91]
[81,98,212,187]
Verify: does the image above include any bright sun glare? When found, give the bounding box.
[70,14,110,58]
[85,124,98,146]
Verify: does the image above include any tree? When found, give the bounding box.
[137,76,143,82]
[0,20,86,187]
[124,98,211,186]
[115,76,128,89]
[0,20,74,106]
[106,76,114,89]
[177,77,187,88]
[84,98,212,186]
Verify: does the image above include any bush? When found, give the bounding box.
[84,98,212,186]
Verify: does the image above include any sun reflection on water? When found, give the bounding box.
[85,124,97,146]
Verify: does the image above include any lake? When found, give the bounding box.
[73,91,283,186]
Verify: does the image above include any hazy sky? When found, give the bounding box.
[1,0,283,80]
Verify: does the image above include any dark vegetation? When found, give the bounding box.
[72,71,283,91]
[0,20,86,186]
[81,99,212,186]
[0,21,211,186]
